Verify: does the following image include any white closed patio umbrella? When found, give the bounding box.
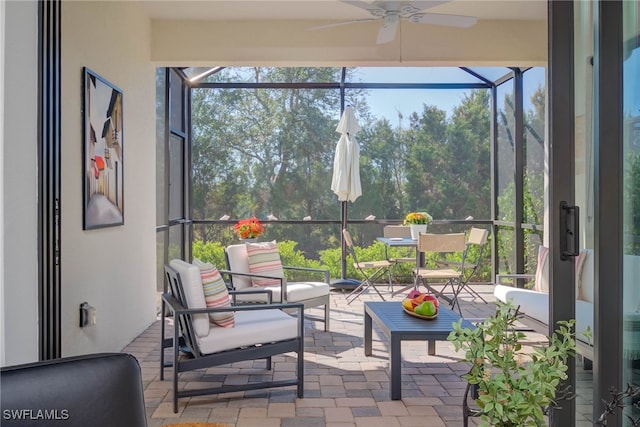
[331,106,362,287]
[331,105,362,203]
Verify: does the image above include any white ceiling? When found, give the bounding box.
[141,0,547,22]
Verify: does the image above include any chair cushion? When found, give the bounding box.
[225,244,253,290]
[245,241,285,287]
[197,308,298,355]
[233,281,330,303]
[533,246,549,293]
[169,259,209,337]
[494,284,549,325]
[193,258,234,328]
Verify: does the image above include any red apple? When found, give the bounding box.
[423,294,439,308]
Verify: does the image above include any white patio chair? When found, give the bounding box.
[225,241,331,331]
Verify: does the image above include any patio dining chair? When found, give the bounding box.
[436,227,490,305]
[414,232,467,315]
[383,225,415,287]
[343,228,392,304]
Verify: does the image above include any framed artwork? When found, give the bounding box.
[82,67,124,230]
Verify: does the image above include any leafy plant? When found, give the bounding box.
[447,301,576,426]
[192,240,227,268]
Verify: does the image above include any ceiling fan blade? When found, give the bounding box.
[342,0,387,17]
[398,1,450,16]
[411,13,478,28]
[377,14,399,44]
[307,18,378,31]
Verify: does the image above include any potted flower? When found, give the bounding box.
[447,301,575,427]
[403,211,433,239]
[233,216,264,241]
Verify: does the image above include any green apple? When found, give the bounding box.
[415,301,437,316]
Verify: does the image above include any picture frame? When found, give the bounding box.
[82,67,124,230]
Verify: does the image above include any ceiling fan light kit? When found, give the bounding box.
[308,0,478,44]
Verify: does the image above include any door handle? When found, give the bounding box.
[560,201,579,260]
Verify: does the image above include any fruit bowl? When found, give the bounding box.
[402,306,438,320]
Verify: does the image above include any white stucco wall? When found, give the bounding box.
[151,18,547,67]
[2,0,157,364]
[60,0,156,356]
[2,0,39,366]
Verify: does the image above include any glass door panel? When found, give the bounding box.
[622,2,640,425]
[574,1,596,423]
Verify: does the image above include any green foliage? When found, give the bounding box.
[625,152,640,255]
[193,239,327,281]
[188,67,548,279]
[318,245,344,279]
[319,240,393,280]
[447,301,576,427]
[192,240,226,268]
[277,240,326,281]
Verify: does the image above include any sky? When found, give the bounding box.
[352,66,543,127]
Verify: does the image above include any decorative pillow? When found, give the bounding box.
[245,241,284,287]
[169,259,210,337]
[533,246,549,293]
[193,258,234,328]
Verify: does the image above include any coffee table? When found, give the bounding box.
[364,301,474,400]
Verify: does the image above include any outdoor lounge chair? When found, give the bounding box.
[161,260,304,413]
[343,228,392,304]
[225,241,331,331]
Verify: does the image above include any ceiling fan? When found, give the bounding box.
[309,1,478,45]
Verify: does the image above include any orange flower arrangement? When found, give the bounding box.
[233,217,264,239]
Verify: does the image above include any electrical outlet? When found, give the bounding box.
[79,302,96,327]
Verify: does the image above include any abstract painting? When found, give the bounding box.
[83,67,124,230]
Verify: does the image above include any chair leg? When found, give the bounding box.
[172,323,180,414]
[457,282,489,304]
[297,337,304,398]
[346,267,388,304]
[324,303,330,332]
[160,300,166,381]
[346,280,371,304]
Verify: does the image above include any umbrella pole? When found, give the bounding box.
[330,201,360,289]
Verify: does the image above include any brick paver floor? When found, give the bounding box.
[122,283,592,427]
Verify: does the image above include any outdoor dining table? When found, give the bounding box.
[376,236,423,295]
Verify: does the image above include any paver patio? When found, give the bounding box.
[123,283,593,427]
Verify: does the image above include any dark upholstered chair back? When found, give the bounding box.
[1,353,147,427]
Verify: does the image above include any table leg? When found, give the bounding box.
[428,340,436,356]
[364,311,372,356]
[390,334,402,400]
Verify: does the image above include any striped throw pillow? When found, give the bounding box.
[193,258,234,328]
[245,241,284,287]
